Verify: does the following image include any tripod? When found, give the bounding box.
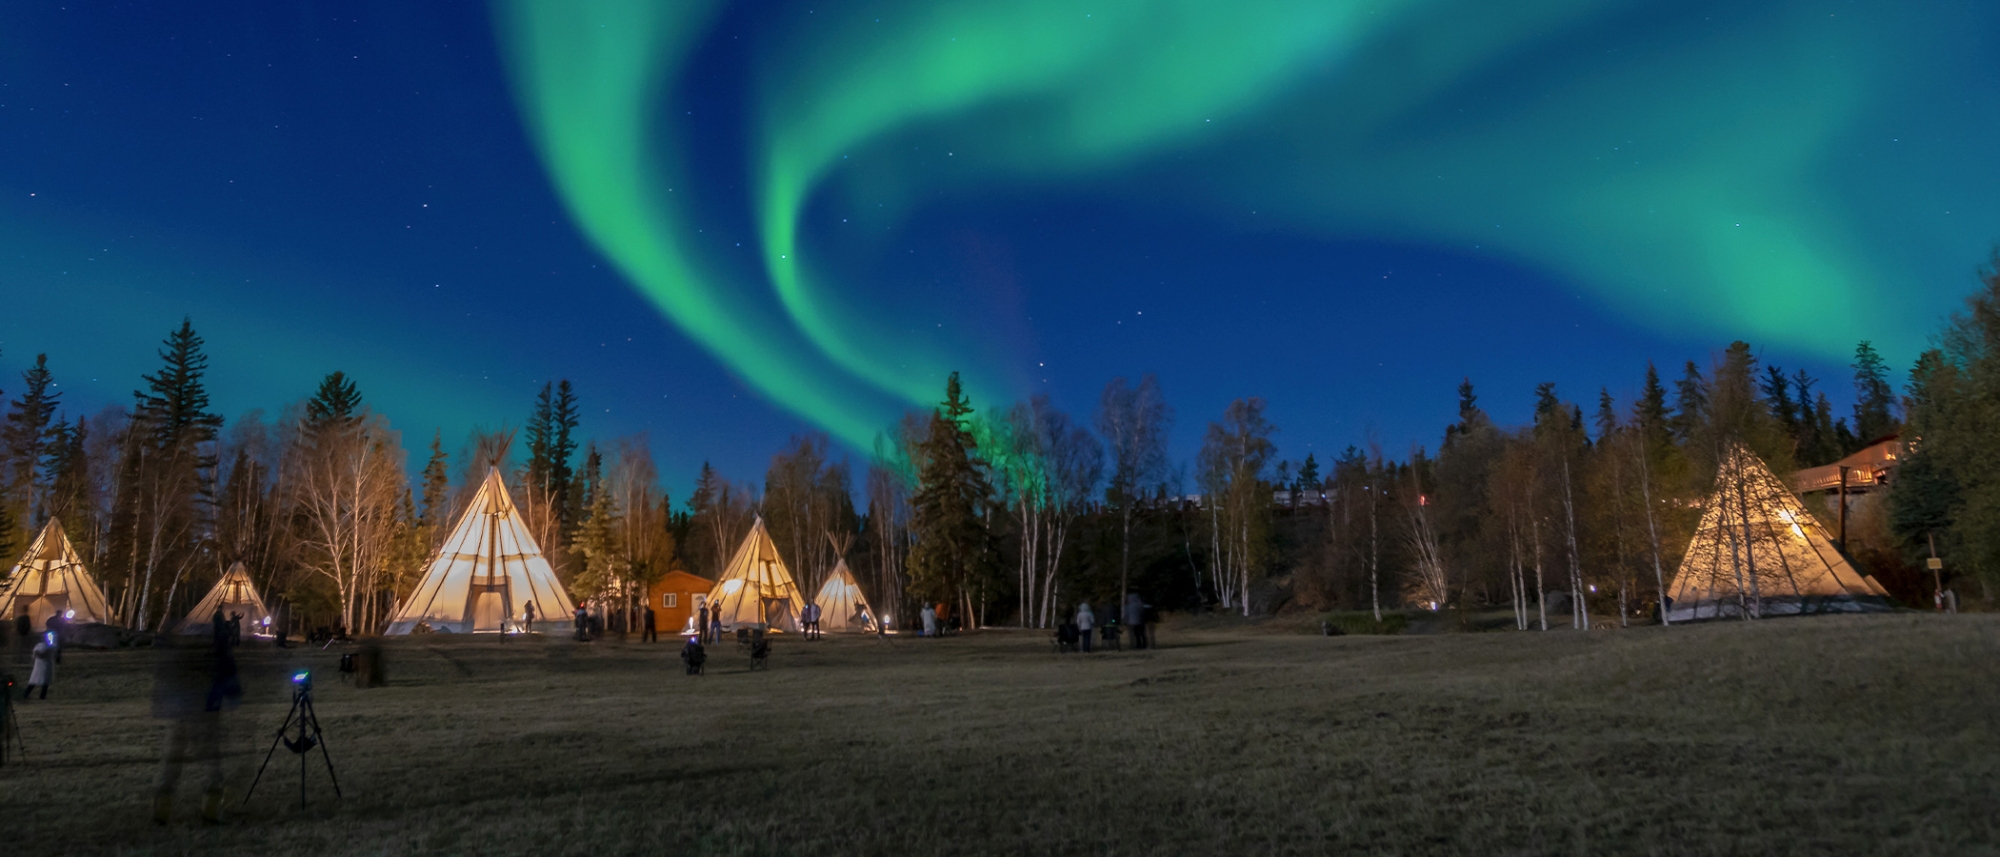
[0,675,22,767]
[245,679,341,809]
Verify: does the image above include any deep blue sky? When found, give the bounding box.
[1,2,1992,494]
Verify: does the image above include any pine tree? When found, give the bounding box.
[1760,364,1798,445]
[907,372,997,611]
[136,319,224,450]
[419,431,450,530]
[1634,362,1672,452]
[1670,361,1707,442]
[3,353,62,525]
[303,371,363,434]
[43,417,91,535]
[1851,340,1900,443]
[123,319,224,629]
[523,380,582,536]
[573,474,623,599]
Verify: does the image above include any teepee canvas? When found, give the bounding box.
[177,563,274,635]
[706,518,805,632]
[1666,444,1890,621]
[813,559,878,632]
[385,468,576,634]
[0,518,115,628]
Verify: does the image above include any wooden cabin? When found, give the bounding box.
[651,570,715,635]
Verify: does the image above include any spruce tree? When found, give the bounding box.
[1669,361,1707,442]
[1760,364,1798,443]
[304,371,363,433]
[524,380,582,534]
[906,372,996,610]
[1851,341,1900,443]
[136,319,223,450]
[3,353,61,524]
[419,431,450,529]
[1634,362,1671,451]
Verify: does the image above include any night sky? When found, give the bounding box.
[3,2,1996,488]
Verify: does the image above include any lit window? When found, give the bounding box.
[664,593,678,609]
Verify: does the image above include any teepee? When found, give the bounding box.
[813,558,878,632]
[177,563,274,635]
[0,518,115,628]
[385,468,576,634]
[1666,444,1891,621]
[705,518,805,632]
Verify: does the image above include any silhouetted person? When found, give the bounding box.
[708,612,724,645]
[11,613,27,644]
[1075,601,1095,653]
[573,605,589,641]
[642,604,658,642]
[523,601,538,634]
[1124,592,1148,650]
[152,617,241,824]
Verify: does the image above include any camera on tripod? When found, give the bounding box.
[246,667,341,809]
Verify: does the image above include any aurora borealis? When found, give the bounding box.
[2,2,1997,478]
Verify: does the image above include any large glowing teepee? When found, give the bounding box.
[177,562,274,635]
[1666,444,1891,621]
[0,518,115,628]
[812,558,878,633]
[385,468,575,634]
[705,518,805,632]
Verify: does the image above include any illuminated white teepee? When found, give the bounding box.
[813,558,877,633]
[1666,444,1890,621]
[177,562,274,635]
[705,518,805,632]
[0,518,115,628]
[385,468,576,634]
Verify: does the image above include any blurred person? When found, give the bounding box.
[1124,592,1148,651]
[523,601,538,634]
[1075,601,1095,653]
[151,616,242,824]
[642,603,658,643]
[920,603,937,638]
[22,631,55,699]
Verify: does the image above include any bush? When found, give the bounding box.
[1321,610,1408,635]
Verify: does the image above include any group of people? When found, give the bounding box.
[917,602,961,637]
[562,601,662,643]
[1059,592,1153,653]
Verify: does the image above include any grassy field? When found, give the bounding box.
[2,614,1996,856]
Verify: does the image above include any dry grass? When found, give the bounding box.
[3,614,1997,856]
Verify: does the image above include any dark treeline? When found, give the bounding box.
[8,259,1999,632]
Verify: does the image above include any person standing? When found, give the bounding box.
[1075,601,1095,653]
[920,603,937,638]
[150,617,241,825]
[23,631,54,699]
[1124,592,1148,651]
[641,603,658,643]
[708,610,724,645]
[523,601,538,635]
[697,604,710,642]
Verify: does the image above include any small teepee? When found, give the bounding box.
[385,468,576,634]
[813,558,878,633]
[0,518,115,628]
[1666,444,1891,622]
[177,563,274,635]
[705,518,805,632]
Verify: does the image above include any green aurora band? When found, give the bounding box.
[497,0,1999,446]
